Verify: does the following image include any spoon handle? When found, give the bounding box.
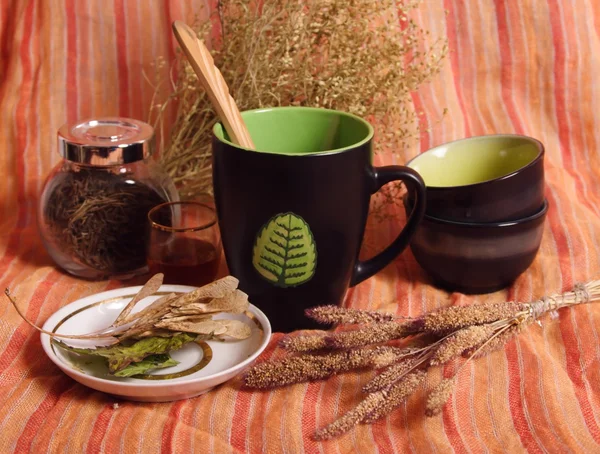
[172,20,255,149]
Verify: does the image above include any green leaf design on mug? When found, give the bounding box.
[252,212,317,287]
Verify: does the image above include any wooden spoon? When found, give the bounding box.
[171,20,255,149]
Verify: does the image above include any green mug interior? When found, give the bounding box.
[407,135,543,187]
[213,107,373,155]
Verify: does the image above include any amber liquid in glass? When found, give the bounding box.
[148,238,220,286]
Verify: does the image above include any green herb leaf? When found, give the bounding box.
[252,212,317,287]
[114,354,179,377]
[54,332,196,373]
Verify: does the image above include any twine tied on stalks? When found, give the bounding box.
[243,280,600,440]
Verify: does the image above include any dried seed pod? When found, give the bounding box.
[170,275,239,307]
[155,319,250,339]
[120,292,178,326]
[113,273,164,326]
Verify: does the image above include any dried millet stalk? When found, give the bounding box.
[243,346,403,389]
[363,370,427,423]
[313,389,389,441]
[280,333,328,352]
[362,358,419,393]
[314,371,427,440]
[243,281,600,439]
[323,320,422,349]
[422,302,523,333]
[370,347,414,368]
[305,305,397,325]
[466,323,528,359]
[425,376,457,417]
[430,324,496,366]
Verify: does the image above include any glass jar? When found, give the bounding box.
[38,117,179,280]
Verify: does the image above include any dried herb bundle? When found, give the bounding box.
[149,0,447,200]
[42,167,168,275]
[4,274,254,376]
[244,281,600,440]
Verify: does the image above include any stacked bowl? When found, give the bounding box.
[404,134,547,294]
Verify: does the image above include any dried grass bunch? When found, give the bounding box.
[243,281,600,440]
[149,0,447,200]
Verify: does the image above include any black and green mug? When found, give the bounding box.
[212,107,426,332]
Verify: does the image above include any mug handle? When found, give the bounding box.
[350,166,426,286]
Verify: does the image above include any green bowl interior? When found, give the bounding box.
[407,136,542,187]
[213,107,373,156]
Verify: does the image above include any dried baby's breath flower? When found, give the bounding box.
[363,370,427,423]
[422,302,523,333]
[150,0,448,202]
[430,325,496,366]
[305,305,396,325]
[425,376,457,417]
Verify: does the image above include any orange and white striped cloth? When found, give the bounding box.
[2,1,600,452]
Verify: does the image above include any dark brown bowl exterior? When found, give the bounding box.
[405,199,548,294]
[406,135,545,223]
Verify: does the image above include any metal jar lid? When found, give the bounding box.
[57,117,155,165]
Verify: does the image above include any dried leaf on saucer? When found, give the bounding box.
[54,332,196,373]
[114,354,179,377]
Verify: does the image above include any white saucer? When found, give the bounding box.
[40,284,272,402]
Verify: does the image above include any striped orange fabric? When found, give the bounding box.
[1,0,600,452]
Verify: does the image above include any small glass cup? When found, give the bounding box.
[147,201,222,286]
